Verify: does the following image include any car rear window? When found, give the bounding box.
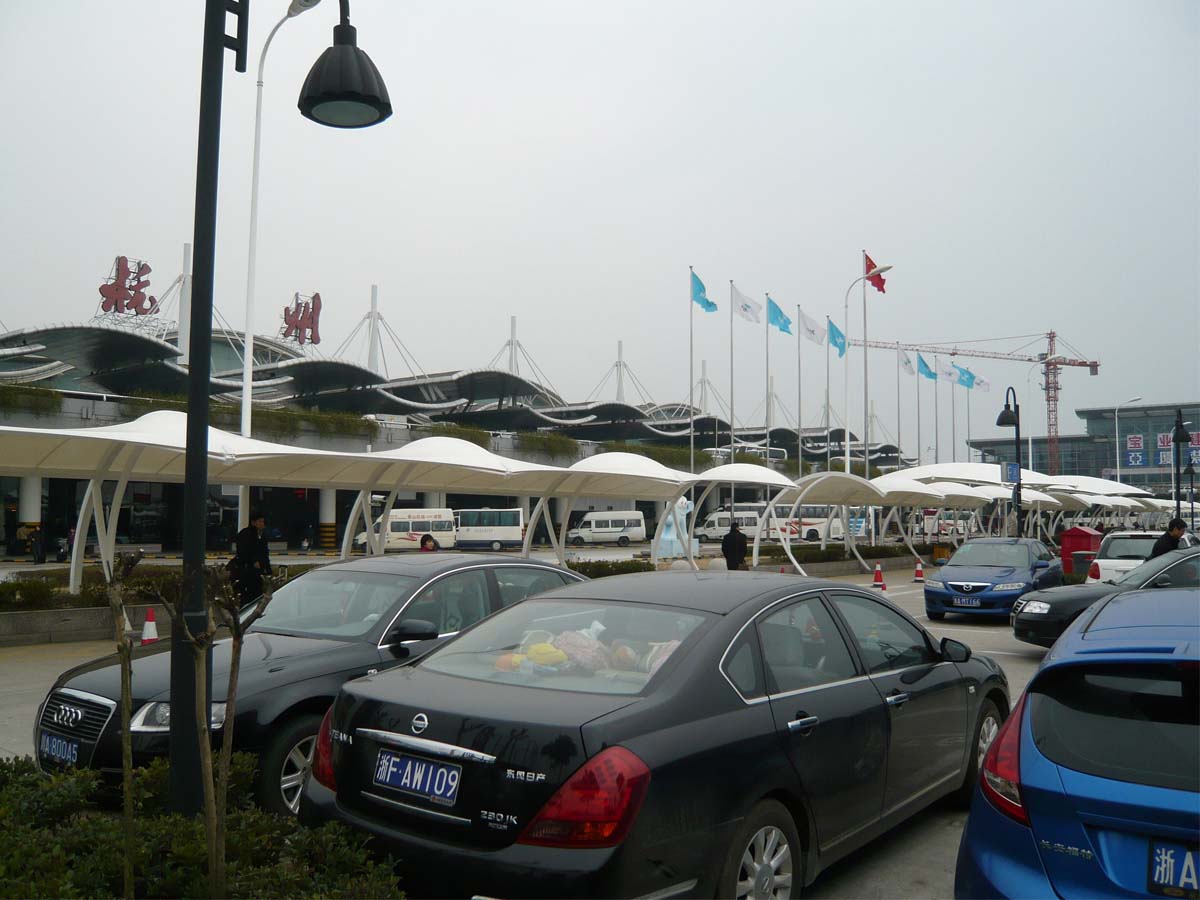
[1099,536,1156,560]
[1029,662,1199,793]
[420,598,710,695]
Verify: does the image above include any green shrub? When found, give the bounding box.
[117,393,379,441]
[0,385,64,418]
[1063,572,1087,586]
[569,559,655,578]
[418,423,492,449]
[0,580,56,609]
[601,441,713,470]
[516,431,579,460]
[131,753,258,816]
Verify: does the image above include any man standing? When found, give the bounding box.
[1149,518,1188,560]
[721,520,748,571]
[233,511,273,604]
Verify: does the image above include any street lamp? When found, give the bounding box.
[996,387,1023,536]
[842,263,892,473]
[298,0,393,127]
[1113,396,1141,484]
[238,0,323,530]
[1184,460,1196,528]
[1171,409,1190,521]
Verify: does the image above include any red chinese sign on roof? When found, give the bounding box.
[282,293,322,346]
[98,256,157,316]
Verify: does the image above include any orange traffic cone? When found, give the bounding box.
[913,559,925,583]
[871,563,885,589]
[140,608,159,645]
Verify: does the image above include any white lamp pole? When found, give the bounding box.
[861,263,891,478]
[238,0,322,529]
[1113,396,1141,484]
[842,264,891,473]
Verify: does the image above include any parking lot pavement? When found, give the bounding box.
[0,639,111,757]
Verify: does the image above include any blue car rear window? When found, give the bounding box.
[1030,662,1199,793]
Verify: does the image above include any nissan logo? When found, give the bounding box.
[411,713,429,735]
[52,704,85,728]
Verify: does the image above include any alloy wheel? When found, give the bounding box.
[280,735,316,814]
[977,714,1000,770]
[736,825,793,899]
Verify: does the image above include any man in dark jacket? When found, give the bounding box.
[1149,518,1188,560]
[721,521,748,571]
[233,511,272,604]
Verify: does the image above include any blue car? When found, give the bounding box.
[955,587,1200,899]
[925,538,1063,620]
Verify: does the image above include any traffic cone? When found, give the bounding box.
[140,608,159,646]
[913,559,925,583]
[871,563,885,589]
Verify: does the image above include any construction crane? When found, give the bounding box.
[847,331,1099,475]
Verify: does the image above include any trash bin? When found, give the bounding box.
[1059,526,1102,574]
[933,543,954,564]
[1071,551,1097,578]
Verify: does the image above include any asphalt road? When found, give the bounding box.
[4,568,1044,899]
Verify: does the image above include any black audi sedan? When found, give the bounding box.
[300,572,1009,899]
[34,554,581,814]
[1012,545,1200,647]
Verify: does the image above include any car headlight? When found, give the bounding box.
[131,702,226,732]
[993,582,1028,592]
[1020,600,1051,615]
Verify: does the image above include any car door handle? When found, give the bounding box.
[787,715,820,735]
[885,691,910,708]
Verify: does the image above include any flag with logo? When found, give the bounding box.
[732,285,762,323]
[691,270,717,312]
[917,354,938,381]
[973,375,991,393]
[900,350,915,376]
[952,362,976,389]
[865,252,887,293]
[937,358,959,382]
[827,318,847,357]
[766,296,792,334]
[797,307,826,346]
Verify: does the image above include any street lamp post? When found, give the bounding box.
[1171,410,1190,521]
[841,264,891,473]
[239,0,323,531]
[1113,396,1141,484]
[997,387,1023,536]
[1184,461,1196,527]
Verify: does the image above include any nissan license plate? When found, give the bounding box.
[1149,840,1199,899]
[373,749,461,807]
[953,597,981,607]
[38,730,80,766]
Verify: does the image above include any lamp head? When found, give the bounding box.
[287,0,321,16]
[996,404,1019,428]
[866,264,892,277]
[1172,409,1191,445]
[298,14,392,128]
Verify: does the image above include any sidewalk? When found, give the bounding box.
[0,639,111,757]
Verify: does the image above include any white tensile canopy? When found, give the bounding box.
[869,476,949,508]
[1044,474,1152,497]
[925,482,996,509]
[893,462,1057,487]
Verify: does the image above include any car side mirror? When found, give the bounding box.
[940,637,972,663]
[1150,574,1172,589]
[386,618,439,643]
[1034,560,1050,570]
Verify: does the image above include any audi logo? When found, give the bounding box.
[411,713,429,735]
[52,704,85,728]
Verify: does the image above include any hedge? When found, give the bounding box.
[515,431,579,460]
[0,385,63,418]
[568,559,656,579]
[116,393,378,441]
[601,441,713,470]
[417,423,492,449]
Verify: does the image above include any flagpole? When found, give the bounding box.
[797,304,803,474]
[916,360,922,466]
[689,267,695,477]
[843,287,851,474]
[825,317,832,472]
[951,379,957,463]
[764,294,770,465]
[895,341,901,469]
[934,354,941,464]
[862,249,869,477]
[966,386,972,463]
[729,281,735,505]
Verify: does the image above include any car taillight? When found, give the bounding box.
[517,746,650,848]
[1087,561,1100,580]
[312,706,336,791]
[980,691,1029,826]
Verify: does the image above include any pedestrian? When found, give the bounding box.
[721,521,748,571]
[29,525,45,565]
[232,511,273,605]
[1149,518,1187,560]
[419,534,437,552]
[15,523,29,556]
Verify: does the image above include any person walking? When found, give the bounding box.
[232,511,273,604]
[1149,518,1187,560]
[29,525,45,565]
[721,521,748,571]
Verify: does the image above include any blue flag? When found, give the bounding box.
[917,354,938,381]
[827,318,847,357]
[691,271,717,313]
[766,296,792,334]
[952,362,976,389]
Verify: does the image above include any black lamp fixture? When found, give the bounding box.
[996,387,1024,536]
[299,0,392,128]
[1171,409,1191,521]
[1184,459,1196,528]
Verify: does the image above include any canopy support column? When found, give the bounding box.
[843,506,870,572]
[341,490,367,559]
[556,497,576,566]
[522,497,547,558]
[781,483,818,576]
[69,444,123,592]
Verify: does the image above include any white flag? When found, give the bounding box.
[732,285,762,323]
[974,375,991,392]
[900,350,915,376]
[937,358,958,382]
[796,307,826,346]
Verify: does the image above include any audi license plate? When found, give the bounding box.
[1148,840,1199,899]
[373,749,461,807]
[953,597,981,607]
[38,730,80,766]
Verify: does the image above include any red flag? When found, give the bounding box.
[865,253,886,293]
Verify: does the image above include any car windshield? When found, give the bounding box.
[947,542,1031,568]
[1100,536,1156,560]
[420,597,710,695]
[248,570,414,639]
[1113,550,1193,586]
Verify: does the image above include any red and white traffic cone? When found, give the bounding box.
[140,608,159,646]
[913,559,925,583]
[871,563,885,589]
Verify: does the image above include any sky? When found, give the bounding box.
[1,0,1197,460]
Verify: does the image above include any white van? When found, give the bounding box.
[355,508,458,551]
[696,511,760,542]
[454,508,524,551]
[566,511,646,547]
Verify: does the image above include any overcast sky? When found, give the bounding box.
[2,0,1197,458]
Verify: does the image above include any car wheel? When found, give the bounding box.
[571,537,584,547]
[718,799,801,899]
[491,541,503,552]
[805,530,819,542]
[257,713,323,816]
[953,698,1001,807]
[617,536,630,547]
[927,611,945,621]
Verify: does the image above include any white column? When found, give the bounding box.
[18,475,41,531]
[367,285,381,375]
[422,491,446,509]
[178,243,193,366]
[319,488,337,549]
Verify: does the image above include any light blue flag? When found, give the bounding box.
[766,296,792,334]
[952,362,976,389]
[827,318,847,357]
[691,271,717,313]
[917,353,938,381]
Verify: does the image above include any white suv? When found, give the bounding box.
[1085,531,1172,583]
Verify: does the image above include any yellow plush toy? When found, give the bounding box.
[525,643,568,666]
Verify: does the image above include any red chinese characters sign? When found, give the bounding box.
[282,293,322,346]
[98,256,157,316]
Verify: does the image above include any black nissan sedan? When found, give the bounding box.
[34,554,581,814]
[1012,545,1200,647]
[300,572,1009,899]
